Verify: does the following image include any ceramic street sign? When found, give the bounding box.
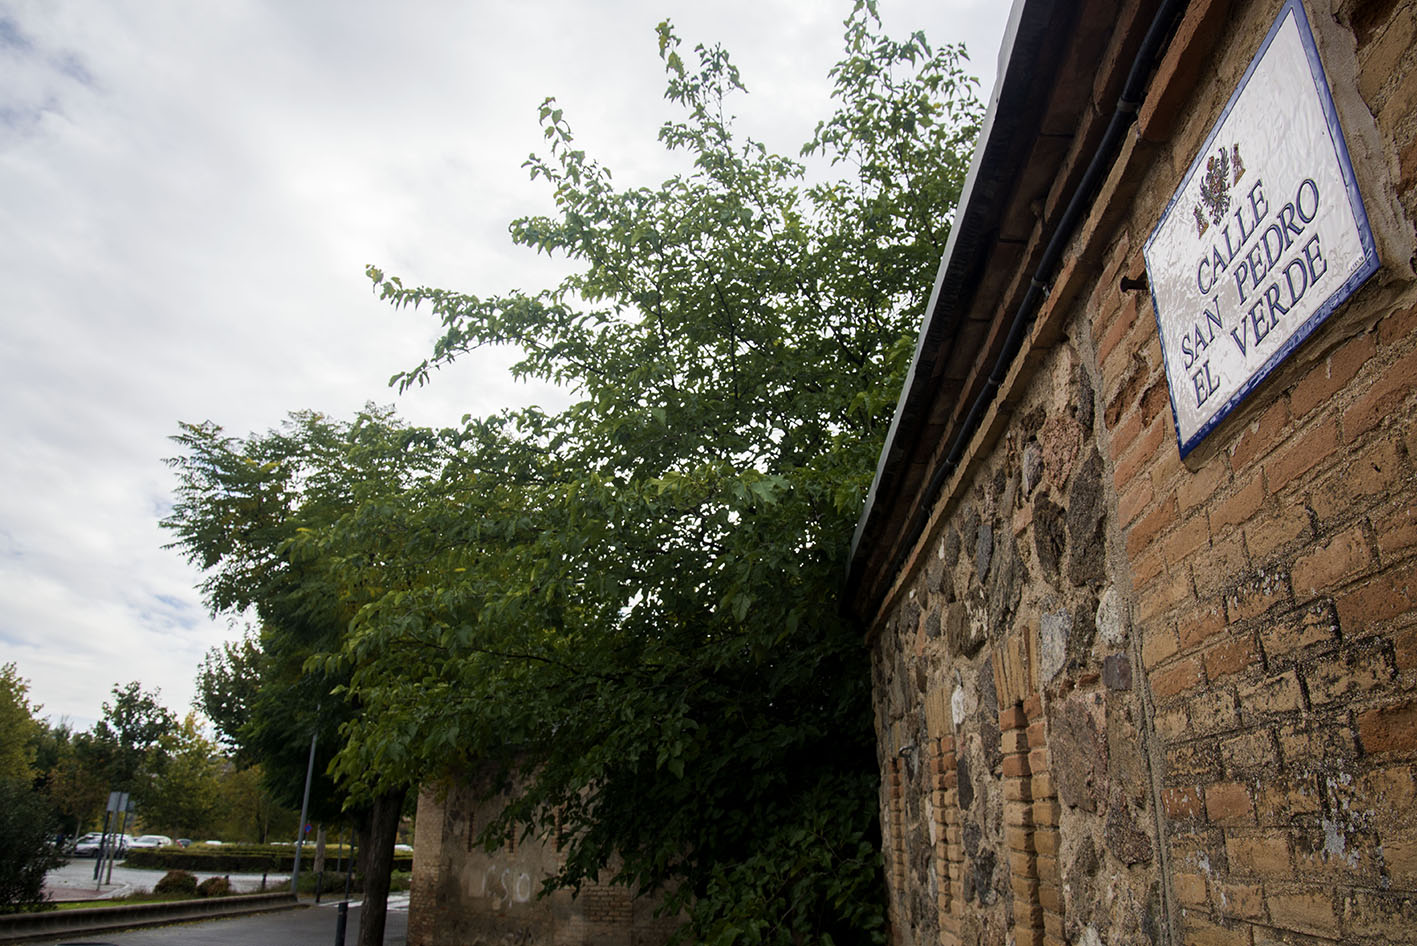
[1144,0,1378,458]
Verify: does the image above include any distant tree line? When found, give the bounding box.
[0,663,301,913]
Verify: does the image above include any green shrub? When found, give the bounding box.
[196,876,230,897]
[0,781,63,914]
[153,870,198,896]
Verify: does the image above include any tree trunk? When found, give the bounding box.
[355,787,406,946]
[314,824,327,875]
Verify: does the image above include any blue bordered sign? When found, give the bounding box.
[1143,0,1378,458]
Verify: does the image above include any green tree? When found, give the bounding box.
[87,682,177,797]
[138,714,223,837]
[164,406,450,946]
[0,780,63,913]
[0,664,39,785]
[213,763,299,844]
[342,6,981,942]
[196,627,262,758]
[31,720,106,836]
[0,665,62,913]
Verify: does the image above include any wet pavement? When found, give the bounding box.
[20,894,409,945]
[44,859,293,902]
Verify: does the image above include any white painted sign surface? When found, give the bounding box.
[1144,0,1378,457]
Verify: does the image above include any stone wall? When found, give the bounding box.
[866,0,1417,944]
[407,781,678,946]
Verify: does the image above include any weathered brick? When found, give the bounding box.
[1163,510,1212,566]
[1226,833,1292,877]
[1188,687,1239,735]
[1194,530,1248,597]
[1205,781,1254,823]
[1308,432,1404,524]
[1173,871,1208,907]
[1342,346,1417,440]
[1127,494,1179,559]
[1342,889,1417,942]
[1225,569,1291,622]
[1259,600,1339,658]
[1377,299,1417,348]
[1375,503,1417,559]
[1115,412,1170,486]
[1142,624,1181,668]
[1265,886,1340,938]
[1291,523,1376,599]
[1210,473,1265,536]
[1139,568,1194,622]
[1358,766,1417,828]
[1151,655,1205,701]
[1167,740,1222,781]
[1380,837,1417,886]
[1202,634,1258,680]
[1179,605,1227,651]
[1097,289,1140,368]
[1180,914,1251,946]
[1228,398,1290,472]
[1155,705,1190,742]
[1255,780,1322,824]
[1133,547,1165,586]
[1396,625,1417,671]
[1217,882,1265,921]
[1277,722,1358,766]
[1304,648,1395,706]
[1335,559,1417,633]
[1118,474,1154,526]
[1243,504,1312,564]
[1163,784,1204,819]
[1264,416,1340,496]
[1356,699,1417,756]
[1178,459,1229,513]
[1238,671,1304,716]
[1221,728,1278,772]
[1290,332,1377,419]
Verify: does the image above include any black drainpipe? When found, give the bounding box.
[874,0,1188,607]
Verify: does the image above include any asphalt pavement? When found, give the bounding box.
[20,894,410,946]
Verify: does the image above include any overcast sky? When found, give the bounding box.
[0,0,1012,729]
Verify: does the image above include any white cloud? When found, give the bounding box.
[0,0,1011,726]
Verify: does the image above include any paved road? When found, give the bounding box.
[23,894,409,946]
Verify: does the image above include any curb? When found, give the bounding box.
[0,892,303,943]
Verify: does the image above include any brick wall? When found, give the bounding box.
[866,0,1417,943]
[407,781,678,946]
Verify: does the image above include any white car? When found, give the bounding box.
[130,834,173,849]
[73,832,136,857]
[72,832,106,857]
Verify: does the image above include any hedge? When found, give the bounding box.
[122,847,412,874]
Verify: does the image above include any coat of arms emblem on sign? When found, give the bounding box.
[1192,143,1246,236]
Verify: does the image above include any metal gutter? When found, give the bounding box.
[847,0,1188,615]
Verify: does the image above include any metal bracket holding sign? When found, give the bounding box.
[1143,0,1379,458]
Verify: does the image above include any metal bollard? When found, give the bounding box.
[334,900,349,946]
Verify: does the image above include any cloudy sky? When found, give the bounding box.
[0,0,1012,729]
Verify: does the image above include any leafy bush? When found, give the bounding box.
[153,870,198,896]
[0,780,63,913]
[196,876,230,897]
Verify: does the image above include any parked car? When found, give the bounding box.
[175,838,192,848]
[72,832,106,857]
[73,832,137,857]
[130,834,173,849]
